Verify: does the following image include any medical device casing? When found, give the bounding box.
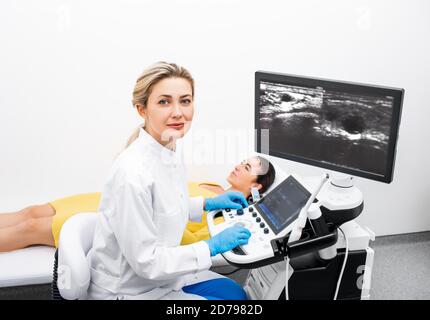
[244,220,375,300]
[244,175,374,300]
[207,172,373,299]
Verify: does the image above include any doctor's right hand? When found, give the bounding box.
[204,191,248,211]
[205,226,251,256]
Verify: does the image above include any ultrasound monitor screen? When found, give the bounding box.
[255,72,404,183]
[255,176,311,235]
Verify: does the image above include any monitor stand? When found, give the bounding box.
[315,172,364,228]
[330,172,354,188]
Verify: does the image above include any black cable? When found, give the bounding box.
[218,268,243,276]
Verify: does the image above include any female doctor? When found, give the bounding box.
[86,62,252,300]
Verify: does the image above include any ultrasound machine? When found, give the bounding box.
[207,71,404,300]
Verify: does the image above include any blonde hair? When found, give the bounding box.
[123,61,195,149]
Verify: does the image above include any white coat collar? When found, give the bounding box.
[137,126,180,164]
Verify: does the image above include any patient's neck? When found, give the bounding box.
[227,186,251,199]
[199,183,250,199]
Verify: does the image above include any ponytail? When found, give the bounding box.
[122,123,144,151]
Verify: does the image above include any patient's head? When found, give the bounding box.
[227,156,276,199]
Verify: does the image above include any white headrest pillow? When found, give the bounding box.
[251,152,289,196]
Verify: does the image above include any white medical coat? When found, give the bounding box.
[86,127,216,300]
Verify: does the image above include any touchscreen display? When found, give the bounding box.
[255,176,311,234]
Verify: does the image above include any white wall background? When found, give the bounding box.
[0,0,429,236]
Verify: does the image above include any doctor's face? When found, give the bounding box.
[140,77,194,146]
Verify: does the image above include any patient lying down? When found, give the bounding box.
[0,156,275,252]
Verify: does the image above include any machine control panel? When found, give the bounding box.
[207,175,314,264]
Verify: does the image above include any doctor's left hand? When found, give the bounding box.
[204,191,248,211]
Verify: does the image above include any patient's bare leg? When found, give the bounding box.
[0,216,55,252]
[0,204,55,229]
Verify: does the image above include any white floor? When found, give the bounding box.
[370,231,430,300]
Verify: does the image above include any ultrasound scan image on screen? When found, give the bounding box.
[255,176,311,234]
[258,81,396,178]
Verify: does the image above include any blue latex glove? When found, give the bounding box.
[205,226,251,256]
[204,191,248,211]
